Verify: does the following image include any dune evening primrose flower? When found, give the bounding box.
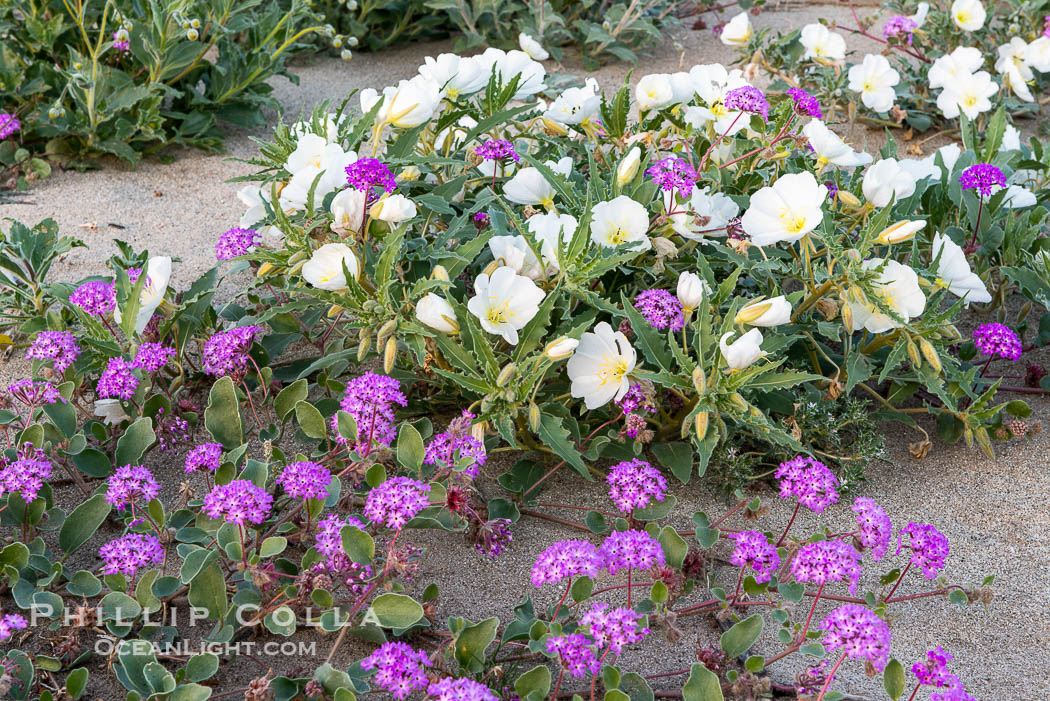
[184,443,223,473]
[0,113,20,139]
[863,158,917,207]
[741,172,827,246]
[792,540,864,593]
[70,280,117,316]
[972,323,1022,361]
[96,357,140,400]
[337,372,407,448]
[820,604,892,671]
[203,326,261,377]
[931,233,992,304]
[599,529,666,575]
[279,461,332,501]
[365,477,430,530]
[531,540,602,588]
[580,602,649,654]
[361,642,430,701]
[568,321,638,409]
[427,677,498,701]
[803,120,871,169]
[0,448,53,502]
[99,533,164,581]
[590,195,651,251]
[647,157,698,196]
[788,87,823,118]
[503,166,558,207]
[0,613,27,642]
[302,243,359,290]
[345,157,397,193]
[735,295,791,327]
[215,227,260,261]
[719,329,765,370]
[951,0,986,31]
[418,53,488,100]
[719,12,752,46]
[105,464,161,509]
[896,522,950,578]
[467,266,545,345]
[935,69,997,120]
[852,497,892,561]
[26,331,81,373]
[728,530,781,583]
[723,85,770,120]
[633,289,685,331]
[203,480,273,525]
[958,163,1006,196]
[847,54,900,113]
[799,23,846,61]
[132,343,175,373]
[7,379,63,408]
[607,458,667,513]
[415,293,459,334]
[775,455,839,513]
[848,259,926,334]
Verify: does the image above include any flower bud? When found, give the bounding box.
[836,190,862,208]
[384,336,397,372]
[677,271,707,312]
[691,367,707,395]
[431,265,449,282]
[875,219,926,245]
[496,363,516,387]
[544,336,579,360]
[256,262,275,277]
[482,260,501,277]
[735,296,791,327]
[694,411,709,439]
[399,166,421,181]
[529,402,541,431]
[729,392,748,412]
[187,28,199,40]
[378,319,398,339]
[906,336,922,368]
[840,296,854,333]
[616,147,642,186]
[919,338,941,373]
[357,336,370,361]
[341,49,353,62]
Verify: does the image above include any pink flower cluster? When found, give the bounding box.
[364,476,430,530]
[775,455,839,514]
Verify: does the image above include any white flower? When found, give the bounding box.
[544,81,601,125]
[677,271,710,311]
[416,293,459,333]
[115,256,171,335]
[362,76,442,128]
[1026,36,1050,72]
[686,64,752,136]
[1003,124,1021,151]
[518,32,549,61]
[898,157,941,182]
[467,266,545,345]
[330,189,366,236]
[741,172,828,246]
[848,259,926,333]
[285,136,355,196]
[951,0,986,31]
[636,74,675,110]
[910,2,930,27]
[935,70,997,119]
[719,329,764,370]
[927,47,984,89]
[996,37,1034,101]
[290,113,344,143]
[803,120,873,169]
[590,196,651,251]
[847,54,900,113]
[286,134,330,174]
[369,193,417,222]
[527,212,577,271]
[617,147,642,186]
[800,24,847,61]
[418,53,488,99]
[720,12,752,47]
[545,336,580,360]
[504,167,557,207]
[735,296,792,327]
[489,236,543,279]
[670,187,740,241]
[875,219,926,245]
[1002,184,1037,208]
[862,159,917,208]
[935,144,962,173]
[302,243,359,291]
[480,48,546,99]
[931,233,991,304]
[567,322,637,409]
[94,399,129,426]
[279,166,329,213]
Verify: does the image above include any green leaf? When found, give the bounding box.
[536,413,590,480]
[59,495,110,555]
[340,525,375,565]
[657,525,688,569]
[720,614,764,658]
[369,593,424,629]
[184,653,219,683]
[274,378,308,421]
[652,442,693,484]
[396,423,425,472]
[65,668,89,699]
[454,617,499,672]
[883,659,906,700]
[681,663,723,701]
[264,605,297,636]
[115,417,156,468]
[187,561,228,621]
[204,376,243,449]
[259,537,287,558]
[294,400,327,439]
[514,666,551,700]
[983,106,1006,161]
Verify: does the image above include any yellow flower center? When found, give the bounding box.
[609,227,627,245]
[781,211,807,234]
[486,300,514,325]
[597,355,628,387]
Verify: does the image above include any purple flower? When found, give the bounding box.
[364,476,430,530]
[972,323,1022,361]
[70,280,117,316]
[424,412,487,478]
[913,646,954,687]
[0,613,27,642]
[896,522,949,578]
[882,15,918,44]
[203,480,273,525]
[545,633,602,678]
[852,497,892,561]
[0,445,53,502]
[345,158,397,193]
[203,326,262,378]
[1045,15,1050,39]
[579,602,650,654]
[113,31,130,51]
[185,443,223,473]
[106,465,161,509]
[7,379,63,407]
[360,642,430,700]
[473,211,491,228]
[728,530,781,583]
[819,604,891,671]
[787,87,823,118]
[0,113,19,140]
[426,677,498,701]
[791,540,863,594]
[958,163,1006,197]
[133,343,176,373]
[476,518,513,558]
[531,539,602,588]
[775,455,839,514]
[930,679,977,701]
[724,85,771,121]
[476,139,520,163]
[278,461,332,501]
[634,289,685,331]
[26,331,81,374]
[99,533,164,581]
[646,157,698,196]
[599,529,666,576]
[96,357,140,400]
[337,372,407,450]
[155,407,189,452]
[315,513,367,559]
[616,383,655,417]
[216,227,260,261]
[606,458,667,513]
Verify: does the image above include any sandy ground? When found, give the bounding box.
[2,4,1047,698]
